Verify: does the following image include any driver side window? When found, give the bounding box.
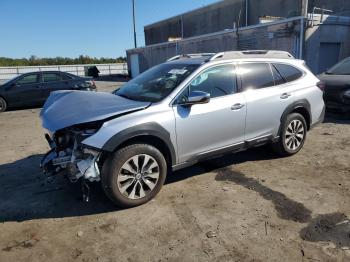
[16,74,39,85]
[177,64,237,103]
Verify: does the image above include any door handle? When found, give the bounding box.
[231,103,245,110]
[280,93,291,99]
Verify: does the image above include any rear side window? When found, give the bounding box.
[239,63,275,90]
[271,65,286,86]
[43,73,62,82]
[273,64,303,82]
[62,73,73,80]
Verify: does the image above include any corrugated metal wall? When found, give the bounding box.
[127,18,301,76]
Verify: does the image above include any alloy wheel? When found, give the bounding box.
[284,119,305,151]
[117,154,160,200]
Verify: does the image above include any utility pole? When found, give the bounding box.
[245,0,248,26]
[302,0,309,17]
[132,0,137,48]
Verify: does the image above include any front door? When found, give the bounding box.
[172,64,246,163]
[7,73,42,106]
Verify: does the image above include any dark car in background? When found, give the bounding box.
[318,57,350,113]
[0,71,96,112]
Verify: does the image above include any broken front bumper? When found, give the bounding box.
[40,134,101,183]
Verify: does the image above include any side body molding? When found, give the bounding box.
[101,122,177,164]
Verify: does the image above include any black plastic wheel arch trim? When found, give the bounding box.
[101,122,176,164]
[279,99,311,130]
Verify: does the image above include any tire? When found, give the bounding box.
[101,144,167,208]
[0,97,7,112]
[272,113,307,156]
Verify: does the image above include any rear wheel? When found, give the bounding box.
[273,113,307,156]
[0,97,7,112]
[101,144,167,207]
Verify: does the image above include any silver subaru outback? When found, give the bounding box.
[40,50,325,207]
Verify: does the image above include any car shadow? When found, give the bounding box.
[0,155,118,222]
[167,146,279,184]
[5,105,42,112]
[0,147,278,222]
[2,147,347,248]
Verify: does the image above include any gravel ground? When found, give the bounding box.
[0,81,349,261]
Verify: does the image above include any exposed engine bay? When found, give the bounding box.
[41,123,103,200]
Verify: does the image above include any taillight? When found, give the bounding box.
[316,81,326,92]
[86,80,96,88]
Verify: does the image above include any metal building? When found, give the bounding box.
[127,0,350,76]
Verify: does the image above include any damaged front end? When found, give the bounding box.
[41,123,103,194]
[39,90,151,201]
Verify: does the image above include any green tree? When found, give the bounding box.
[0,55,126,67]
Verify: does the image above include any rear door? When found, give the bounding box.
[61,72,77,90]
[6,73,42,106]
[239,62,302,141]
[42,72,65,99]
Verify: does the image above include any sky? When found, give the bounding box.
[0,0,218,59]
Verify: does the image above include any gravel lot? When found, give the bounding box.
[0,80,349,262]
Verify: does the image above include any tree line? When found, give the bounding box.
[0,55,127,67]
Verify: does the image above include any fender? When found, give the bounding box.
[102,122,176,164]
[279,99,311,131]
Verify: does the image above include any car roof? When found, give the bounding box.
[211,50,294,60]
[164,50,298,66]
[165,57,304,69]
[15,71,66,76]
[164,57,209,65]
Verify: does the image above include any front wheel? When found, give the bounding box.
[101,144,167,207]
[272,113,307,156]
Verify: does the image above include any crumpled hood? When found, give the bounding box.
[40,90,150,132]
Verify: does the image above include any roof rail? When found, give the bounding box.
[167,53,215,62]
[209,50,294,61]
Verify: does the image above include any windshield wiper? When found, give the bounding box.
[117,93,134,100]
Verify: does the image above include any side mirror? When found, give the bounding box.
[180,90,210,105]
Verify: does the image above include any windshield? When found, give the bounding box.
[1,75,19,85]
[327,58,350,75]
[115,63,199,102]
